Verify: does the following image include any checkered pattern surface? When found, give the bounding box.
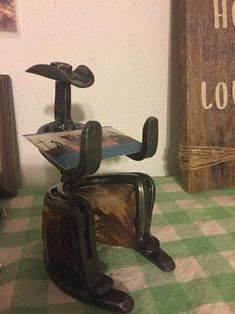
[1,177,235,314]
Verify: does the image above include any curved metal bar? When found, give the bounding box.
[127,117,158,161]
[134,172,156,234]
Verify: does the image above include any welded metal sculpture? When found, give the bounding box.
[26,62,175,313]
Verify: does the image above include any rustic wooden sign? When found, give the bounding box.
[179,0,235,192]
[0,75,19,197]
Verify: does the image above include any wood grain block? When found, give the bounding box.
[78,184,137,248]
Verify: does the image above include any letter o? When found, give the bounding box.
[215,82,228,110]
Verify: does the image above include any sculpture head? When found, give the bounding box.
[26,62,95,133]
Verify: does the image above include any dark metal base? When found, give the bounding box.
[44,254,134,313]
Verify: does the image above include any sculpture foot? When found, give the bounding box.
[136,234,175,272]
[87,288,134,313]
[142,247,176,272]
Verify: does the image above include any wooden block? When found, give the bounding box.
[79,184,136,248]
[0,75,20,197]
[179,0,235,191]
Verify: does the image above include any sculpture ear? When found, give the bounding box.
[71,65,95,88]
[26,64,71,83]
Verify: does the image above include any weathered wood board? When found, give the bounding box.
[0,75,19,196]
[42,184,137,268]
[78,184,136,248]
[180,0,235,191]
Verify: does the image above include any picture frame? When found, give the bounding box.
[0,0,17,32]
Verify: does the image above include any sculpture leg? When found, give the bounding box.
[43,186,134,312]
[133,173,175,271]
[80,173,175,271]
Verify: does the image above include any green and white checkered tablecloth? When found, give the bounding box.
[1,177,235,314]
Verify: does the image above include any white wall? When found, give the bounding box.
[0,0,172,187]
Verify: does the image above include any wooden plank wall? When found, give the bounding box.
[180,0,235,192]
